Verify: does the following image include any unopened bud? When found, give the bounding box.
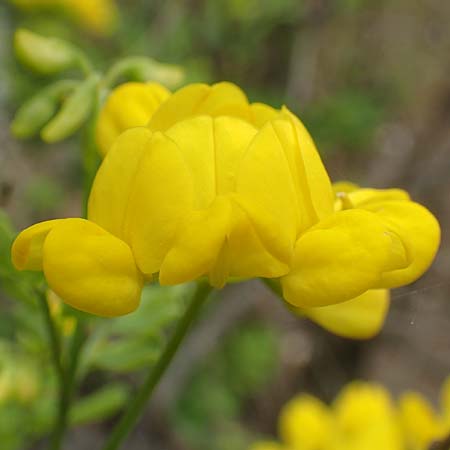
[11,80,78,139]
[14,28,80,75]
[41,74,99,143]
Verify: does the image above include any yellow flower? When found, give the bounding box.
[333,382,403,450]
[251,381,404,450]
[96,82,171,157]
[11,82,440,318]
[279,394,334,449]
[10,0,119,35]
[399,378,450,450]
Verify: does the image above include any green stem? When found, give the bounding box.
[102,281,213,450]
[36,288,66,450]
[51,320,87,450]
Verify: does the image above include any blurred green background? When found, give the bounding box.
[1,1,449,449]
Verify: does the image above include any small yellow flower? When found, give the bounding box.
[279,394,334,449]
[11,82,440,319]
[96,82,170,157]
[399,385,450,450]
[10,0,119,35]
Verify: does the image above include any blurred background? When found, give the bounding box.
[0,1,449,449]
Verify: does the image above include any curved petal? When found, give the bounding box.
[96,82,169,156]
[280,108,334,222]
[164,115,257,207]
[281,210,402,307]
[159,196,232,286]
[236,119,300,260]
[279,395,333,449]
[148,82,250,132]
[399,392,447,449]
[42,219,143,317]
[249,102,279,128]
[11,219,66,271]
[366,201,441,288]
[88,127,153,240]
[126,132,195,275]
[297,289,390,339]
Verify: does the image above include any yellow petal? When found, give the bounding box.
[281,108,334,225]
[11,219,66,270]
[279,394,333,449]
[164,115,257,207]
[96,82,169,156]
[332,181,360,194]
[347,188,410,207]
[126,132,194,275]
[297,289,390,339]
[249,102,279,128]
[236,120,299,260]
[159,196,232,286]
[226,198,291,279]
[42,219,143,317]
[334,382,396,430]
[88,127,153,240]
[399,392,447,449]
[366,201,440,288]
[148,82,249,132]
[281,210,398,307]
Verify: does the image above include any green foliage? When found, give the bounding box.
[0,210,41,304]
[304,90,385,152]
[81,285,191,374]
[70,383,130,425]
[22,176,65,215]
[172,321,279,450]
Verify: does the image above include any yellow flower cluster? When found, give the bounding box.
[251,379,450,450]
[10,0,118,35]
[11,82,440,335]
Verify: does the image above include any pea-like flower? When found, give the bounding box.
[11,82,440,324]
[250,378,450,450]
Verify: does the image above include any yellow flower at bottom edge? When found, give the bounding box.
[399,388,449,449]
[279,394,334,450]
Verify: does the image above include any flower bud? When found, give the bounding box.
[41,74,99,143]
[106,56,185,89]
[14,28,79,75]
[11,80,77,139]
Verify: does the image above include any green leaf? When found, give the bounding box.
[70,383,130,425]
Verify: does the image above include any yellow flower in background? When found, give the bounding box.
[279,395,334,449]
[10,0,118,35]
[251,379,450,450]
[332,382,403,450]
[63,0,118,36]
[11,81,440,319]
[96,82,170,157]
[399,378,450,450]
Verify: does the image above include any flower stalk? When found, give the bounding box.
[102,280,213,450]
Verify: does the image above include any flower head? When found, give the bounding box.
[11,82,440,322]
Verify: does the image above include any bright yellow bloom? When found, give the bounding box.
[279,395,334,449]
[399,378,450,450]
[252,381,404,450]
[333,382,403,450]
[11,82,440,319]
[96,82,170,156]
